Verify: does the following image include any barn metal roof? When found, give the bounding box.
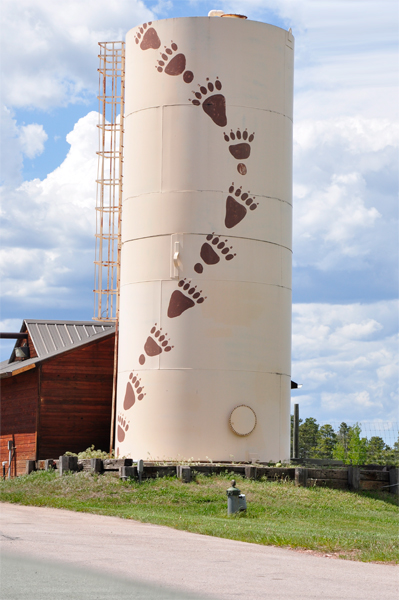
[0,320,115,378]
[25,320,115,358]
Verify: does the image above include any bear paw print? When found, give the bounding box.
[139,324,174,365]
[117,413,130,443]
[225,183,258,229]
[167,279,207,318]
[124,372,146,410]
[134,22,161,50]
[155,42,194,82]
[194,234,236,274]
[190,78,227,127]
[224,129,255,175]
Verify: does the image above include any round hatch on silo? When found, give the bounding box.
[229,405,257,436]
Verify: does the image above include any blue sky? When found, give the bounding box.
[1,0,398,431]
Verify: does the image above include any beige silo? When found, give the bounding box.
[116,16,294,462]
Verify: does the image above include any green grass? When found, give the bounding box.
[1,470,398,563]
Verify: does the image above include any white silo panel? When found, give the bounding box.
[118,280,163,373]
[124,19,293,117]
[123,191,292,249]
[116,369,284,461]
[117,16,294,462]
[122,107,292,205]
[122,192,291,248]
[120,236,172,283]
[118,277,291,374]
[122,107,162,199]
[159,107,292,203]
[120,234,291,286]
[158,281,292,374]
[281,200,293,250]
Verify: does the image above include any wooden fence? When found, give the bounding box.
[24,458,399,495]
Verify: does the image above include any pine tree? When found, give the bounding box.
[333,422,351,462]
[346,423,368,465]
[298,418,319,459]
[315,424,337,459]
[366,436,386,464]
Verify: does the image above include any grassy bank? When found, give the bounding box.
[1,470,398,563]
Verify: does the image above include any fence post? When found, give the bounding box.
[177,466,191,483]
[26,460,36,475]
[120,466,137,480]
[59,455,78,476]
[348,466,360,491]
[293,404,299,460]
[245,465,257,480]
[295,467,307,487]
[91,458,103,474]
[389,467,399,495]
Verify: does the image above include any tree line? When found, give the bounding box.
[291,418,399,465]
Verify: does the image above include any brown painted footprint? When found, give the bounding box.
[168,279,206,318]
[117,413,129,443]
[190,78,227,127]
[225,183,258,228]
[224,129,255,175]
[194,234,236,274]
[135,22,161,50]
[156,42,194,83]
[139,324,173,365]
[124,372,146,410]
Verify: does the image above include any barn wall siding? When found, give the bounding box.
[38,336,114,458]
[0,368,38,476]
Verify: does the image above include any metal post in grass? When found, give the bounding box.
[293,403,299,460]
[227,480,246,515]
[137,459,144,484]
[8,440,13,479]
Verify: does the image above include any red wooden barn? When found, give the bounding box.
[0,320,115,476]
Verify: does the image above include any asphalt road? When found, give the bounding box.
[0,503,398,600]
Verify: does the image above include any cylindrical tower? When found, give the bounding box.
[116,16,294,462]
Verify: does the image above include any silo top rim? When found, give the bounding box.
[127,16,293,37]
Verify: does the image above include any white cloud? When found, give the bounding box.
[0,318,25,332]
[293,117,398,273]
[19,124,48,159]
[0,108,49,185]
[0,0,153,109]
[0,107,23,186]
[152,0,173,15]
[292,301,398,422]
[1,112,98,312]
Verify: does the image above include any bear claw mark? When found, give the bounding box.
[190,78,227,127]
[167,279,206,318]
[135,22,161,50]
[225,183,258,229]
[155,42,194,83]
[194,234,236,274]
[224,129,255,175]
[124,371,146,410]
[117,413,130,443]
[139,324,173,365]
